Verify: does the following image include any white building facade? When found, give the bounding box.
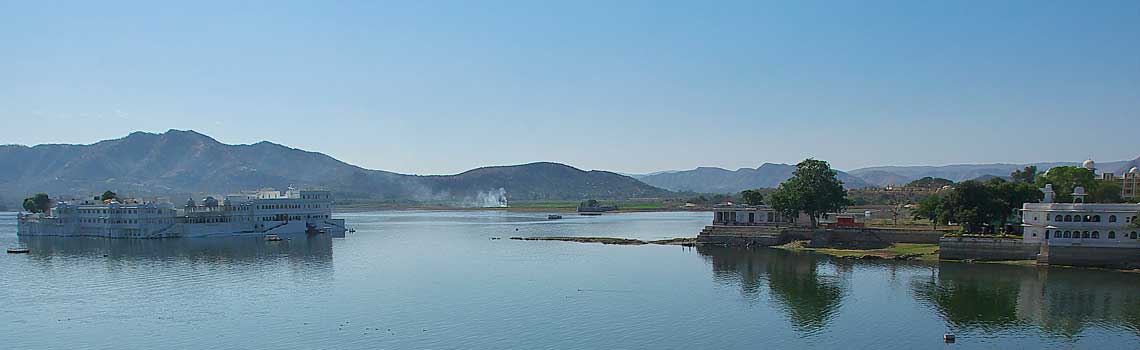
[1021,184,1140,248]
[17,188,347,238]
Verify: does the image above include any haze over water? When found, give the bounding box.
[3,210,1140,349]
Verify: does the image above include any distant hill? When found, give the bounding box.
[636,163,873,193]
[0,130,670,206]
[848,157,1139,187]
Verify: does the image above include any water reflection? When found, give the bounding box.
[17,234,333,268]
[912,262,1140,337]
[697,246,846,334]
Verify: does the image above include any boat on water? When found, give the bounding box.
[547,214,563,220]
[264,234,282,241]
[7,247,30,254]
[17,187,348,239]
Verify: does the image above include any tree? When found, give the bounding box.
[768,159,851,228]
[1091,180,1122,203]
[1010,166,1037,183]
[912,195,944,229]
[22,193,52,214]
[1035,166,1096,203]
[100,190,119,201]
[885,194,910,226]
[940,180,1003,233]
[740,189,764,205]
[986,178,1043,232]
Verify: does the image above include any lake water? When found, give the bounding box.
[3,210,1140,349]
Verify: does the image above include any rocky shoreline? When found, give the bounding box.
[508,236,697,246]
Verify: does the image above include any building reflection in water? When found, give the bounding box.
[697,245,846,334]
[911,262,1140,337]
[17,234,334,276]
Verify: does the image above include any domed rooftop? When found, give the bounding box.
[1083,159,1095,170]
[1130,166,1138,174]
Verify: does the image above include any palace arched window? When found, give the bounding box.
[1109,231,1116,239]
[1110,215,1117,223]
[1092,231,1099,239]
[1064,215,1072,222]
[1082,231,1090,239]
[1056,215,1064,221]
[1093,215,1101,222]
[1075,215,1083,222]
[1063,231,1071,238]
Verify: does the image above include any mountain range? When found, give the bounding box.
[633,164,873,193]
[847,158,1139,187]
[3,130,1135,207]
[0,130,668,206]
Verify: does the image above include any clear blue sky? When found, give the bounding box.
[2,1,1137,174]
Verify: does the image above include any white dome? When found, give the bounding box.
[1083,159,1095,170]
[1130,167,1138,174]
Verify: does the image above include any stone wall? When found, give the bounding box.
[696,225,789,246]
[1049,246,1140,269]
[938,237,1039,261]
[806,228,944,249]
[697,225,944,248]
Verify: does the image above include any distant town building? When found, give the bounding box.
[1101,166,1140,200]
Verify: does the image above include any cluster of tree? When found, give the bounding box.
[905,177,954,189]
[97,190,119,201]
[684,193,738,205]
[22,193,52,213]
[739,189,764,205]
[1032,166,1120,203]
[912,178,1043,233]
[769,159,850,228]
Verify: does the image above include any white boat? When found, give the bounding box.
[547,214,563,220]
[264,234,282,241]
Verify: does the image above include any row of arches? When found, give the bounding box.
[1048,230,1139,240]
[1051,214,1139,223]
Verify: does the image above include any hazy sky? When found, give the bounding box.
[2,1,1137,174]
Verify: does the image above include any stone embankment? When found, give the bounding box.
[696,225,944,249]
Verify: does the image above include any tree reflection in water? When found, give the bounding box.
[911,261,1140,338]
[698,245,845,335]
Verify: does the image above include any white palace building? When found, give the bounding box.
[1021,183,1140,248]
[17,188,347,239]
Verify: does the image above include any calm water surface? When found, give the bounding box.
[3,210,1140,349]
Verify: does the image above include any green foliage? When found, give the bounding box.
[100,190,119,201]
[769,159,851,228]
[740,189,764,205]
[906,177,954,189]
[940,181,1004,233]
[912,195,944,229]
[928,179,1043,233]
[986,178,1044,230]
[1036,166,1096,203]
[22,193,51,213]
[1010,166,1037,183]
[1092,180,1122,203]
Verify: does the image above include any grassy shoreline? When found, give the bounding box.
[773,240,941,261]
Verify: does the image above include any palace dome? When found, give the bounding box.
[1083,159,1095,170]
[1130,167,1139,174]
